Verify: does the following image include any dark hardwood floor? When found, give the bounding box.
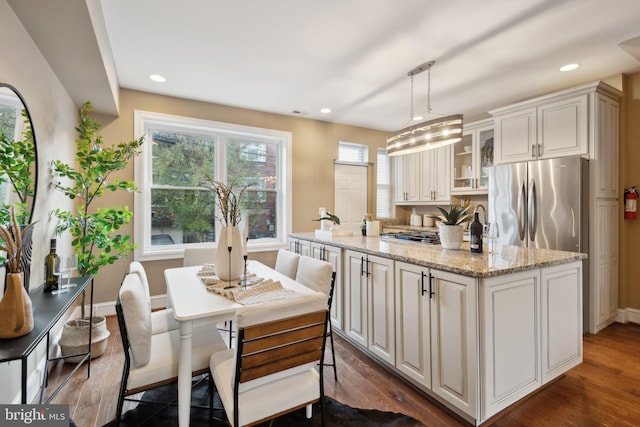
[42,317,640,426]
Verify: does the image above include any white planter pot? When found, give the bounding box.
[438,223,465,250]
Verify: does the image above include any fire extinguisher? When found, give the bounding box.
[624,186,638,220]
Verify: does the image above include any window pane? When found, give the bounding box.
[151,130,215,187]
[243,189,277,239]
[227,139,278,190]
[339,141,368,163]
[376,148,392,218]
[151,188,216,245]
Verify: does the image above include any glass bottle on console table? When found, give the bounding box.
[44,239,60,292]
[470,212,483,253]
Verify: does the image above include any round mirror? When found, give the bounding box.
[0,83,38,225]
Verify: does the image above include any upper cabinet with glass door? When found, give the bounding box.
[451,119,493,195]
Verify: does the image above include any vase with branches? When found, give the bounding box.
[202,177,251,281]
[0,206,35,338]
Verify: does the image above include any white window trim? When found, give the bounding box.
[133,110,292,261]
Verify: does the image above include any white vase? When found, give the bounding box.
[438,223,465,250]
[216,225,244,281]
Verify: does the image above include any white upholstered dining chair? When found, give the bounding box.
[128,261,178,334]
[115,272,228,426]
[295,255,338,380]
[183,246,218,267]
[274,248,300,279]
[209,293,329,427]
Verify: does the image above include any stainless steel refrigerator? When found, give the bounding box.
[488,156,588,253]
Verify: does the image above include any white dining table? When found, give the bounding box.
[164,260,316,427]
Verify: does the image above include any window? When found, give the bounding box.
[376,148,392,218]
[338,141,368,163]
[134,111,291,260]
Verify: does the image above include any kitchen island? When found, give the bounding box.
[288,232,586,425]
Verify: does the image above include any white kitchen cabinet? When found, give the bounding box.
[590,200,619,333]
[592,93,620,199]
[451,119,494,195]
[289,237,310,257]
[419,145,451,202]
[311,242,343,330]
[480,269,541,420]
[394,147,450,204]
[394,153,420,202]
[395,262,477,417]
[490,83,624,165]
[395,262,431,387]
[429,268,477,417]
[541,261,583,383]
[344,249,395,365]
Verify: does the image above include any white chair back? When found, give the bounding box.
[129,261,150,300]
[295,255,333,295]
[183,247,217,267]
[119,273,152,367]
[274,249,301,279]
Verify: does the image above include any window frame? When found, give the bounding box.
[134,110,292,261]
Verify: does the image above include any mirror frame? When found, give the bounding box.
[0,83,38,224]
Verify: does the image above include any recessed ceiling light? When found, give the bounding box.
[413,115,423,121]
[320,107,331,114]
[149,74,166,83]
[560,63,579,72]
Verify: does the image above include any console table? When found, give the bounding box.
[0,276,94,404]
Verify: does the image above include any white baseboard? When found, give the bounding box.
[617,307,640,324]
[88,294,168,318]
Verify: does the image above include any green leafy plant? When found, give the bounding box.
[312,212,340,225]
[433,205,471,226]
[52,101,144,277]
[0,109,36,225]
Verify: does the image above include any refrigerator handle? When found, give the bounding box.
[518,182,526,241]
[529,179,538,241]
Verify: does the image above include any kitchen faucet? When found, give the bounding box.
[473,204,487,231]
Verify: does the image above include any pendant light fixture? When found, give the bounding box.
[386,60,463,157]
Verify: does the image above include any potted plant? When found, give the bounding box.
[0,207,35,338]
[432,205,471,250]
[52,101,143,361]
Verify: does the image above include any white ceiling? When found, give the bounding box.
[11,0,640,132]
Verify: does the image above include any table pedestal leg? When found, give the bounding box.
[178,320,193,427]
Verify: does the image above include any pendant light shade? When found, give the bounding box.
[387,60,463,156]
[386,114,463,156]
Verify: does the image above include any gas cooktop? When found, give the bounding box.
[381,231,440,245]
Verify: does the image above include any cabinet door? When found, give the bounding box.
[452,131,474,193]
[541,261,582,383]
[394,154,419,202]
[431,146,451,202]
[593,93,619,198]
[289,238,310,256]
[430,269,477,417]
[343,250,368,347]
[493,108,536,164]
[367,255,395,365]
[480,269,540,420]
[590,200,619,333]
[538,94,588,158]
[395,262,431,387]
[475,127,494,191]
[312,243,343,330]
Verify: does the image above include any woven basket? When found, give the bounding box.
[59,316,110,363]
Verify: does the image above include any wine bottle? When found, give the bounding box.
[470,212,483,253]
[44,239,60,292]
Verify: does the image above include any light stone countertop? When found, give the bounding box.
[289,232,587,278]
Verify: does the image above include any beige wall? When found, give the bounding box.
[91,89,388,303]
[620,72,640,311]
[0,0,78,289]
